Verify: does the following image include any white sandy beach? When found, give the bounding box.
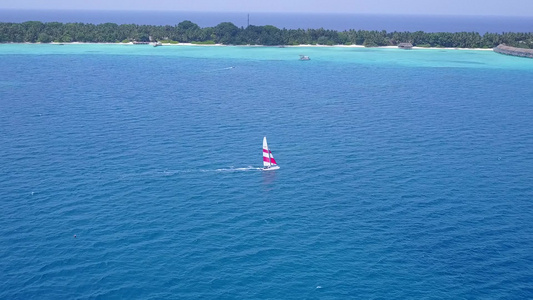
[157,42,493,51]
[42,41,494,51]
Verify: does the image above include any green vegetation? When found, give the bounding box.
[191,40,216,45]
[0,20,532,48]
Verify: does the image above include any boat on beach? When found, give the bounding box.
[262,137,280,171]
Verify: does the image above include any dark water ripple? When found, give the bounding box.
[1,46,532,299]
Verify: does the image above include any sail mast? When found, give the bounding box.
[268,146,272,166]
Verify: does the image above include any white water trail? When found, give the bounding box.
[119,166,261,179]
[206,66,236,72]
[214,166,262,172]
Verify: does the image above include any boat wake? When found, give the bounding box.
[119,137,278,180]
[215,166,261,172]
[208,66,235,72]
[119,166,262,179]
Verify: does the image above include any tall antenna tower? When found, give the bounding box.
[247,14,250,27]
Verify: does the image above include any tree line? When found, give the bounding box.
[1,20,532,49]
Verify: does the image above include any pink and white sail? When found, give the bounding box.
[263,137,279,170]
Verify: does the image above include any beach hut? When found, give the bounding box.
[398,43,413,49]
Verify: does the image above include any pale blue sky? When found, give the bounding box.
[2,0,533,16]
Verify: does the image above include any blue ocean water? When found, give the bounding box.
[1,44,533,299]
[2,9,533,33]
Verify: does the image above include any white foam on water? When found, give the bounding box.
[215,166,261,172]
[119,166,262,179]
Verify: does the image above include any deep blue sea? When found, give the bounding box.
[1,44,533,299]
[2,9,533,33]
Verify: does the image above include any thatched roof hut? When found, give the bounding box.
[398,43,413,49]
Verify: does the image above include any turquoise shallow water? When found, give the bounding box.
[1,44,533,299]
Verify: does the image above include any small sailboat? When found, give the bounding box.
[262,137,280,171]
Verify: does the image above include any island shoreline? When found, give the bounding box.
[2,41,494,51]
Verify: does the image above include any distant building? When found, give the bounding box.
[398,43,413,49]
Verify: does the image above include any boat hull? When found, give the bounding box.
[262,166,280,171]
